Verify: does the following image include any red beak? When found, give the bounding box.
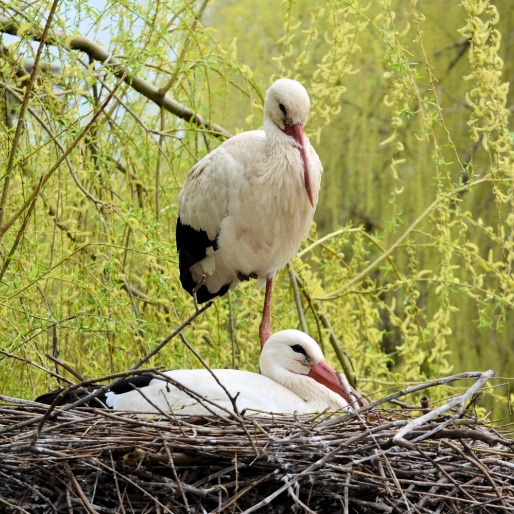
[284,123,314,208]
[307,360,353,405]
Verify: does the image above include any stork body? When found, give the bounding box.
[177,79,322,346]
[36,330,354,416]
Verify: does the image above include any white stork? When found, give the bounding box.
[36,330,361,415]
[176,79,323,347]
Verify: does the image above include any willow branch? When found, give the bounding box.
[319,176,493,300]
[0,74,125,239]
[160,0,210,95]
[0,2,60,229]
[0,16,232,140]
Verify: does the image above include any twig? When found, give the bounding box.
[393,369,495,443]
[86,458,174,513]
[159,432,191,514]
[0,175,43,281]
[44,354,86,383]
[64,463,98,514]
[131,301,213,370]
[119,369,236,424]
[0,497,31,514]
[0,351,70,384]
[317,303,357,387]
[288,264,307,333]
[215,472,276,513]
[177,333,261,455]
[228,291,237,369]
[323,369,498,429]
[343,472,350,514]
[288,485,317,514]
[108,451,126,514]
[457,439,509,513]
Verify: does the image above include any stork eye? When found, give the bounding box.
[291,344,308,356]
[279,102,287,115]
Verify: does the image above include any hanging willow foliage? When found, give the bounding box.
[0,0,513,422]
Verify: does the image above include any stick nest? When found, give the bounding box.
[1,371,513,513]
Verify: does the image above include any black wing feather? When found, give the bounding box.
[35,375,157,408]
[35,386,108,408]
[108,375,154,394]
[175,217,230,303]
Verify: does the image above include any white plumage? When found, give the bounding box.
[104,330,351,416]
[176,79,323,347]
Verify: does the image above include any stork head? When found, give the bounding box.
[260,329,353,407]
[264,79,315,207]
[264,79,311,130]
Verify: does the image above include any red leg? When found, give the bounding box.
[259,277,273,349]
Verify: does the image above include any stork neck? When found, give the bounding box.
[263,119,307,175]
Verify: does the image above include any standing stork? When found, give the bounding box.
[176,79,322,347]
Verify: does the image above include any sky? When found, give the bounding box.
[2,0,114,59]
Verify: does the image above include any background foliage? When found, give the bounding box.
[1,0,513,420]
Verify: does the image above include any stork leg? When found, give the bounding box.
[192,274,206,311]
[259,277,273,349]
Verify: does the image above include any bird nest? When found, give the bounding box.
[1,369,513,513]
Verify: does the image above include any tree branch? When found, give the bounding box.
[0,16,232,140]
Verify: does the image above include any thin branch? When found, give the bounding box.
[160,0,210,95]
[228,291,237,369]
[317,301,357,388]
[130,301,213,371]
[322,369,498,430]
[288,264,307,333]
[159,433,191,512]
[0,175,43,282]
[0,350,70,384]
[288,264,357,386]
[64,463,98,514]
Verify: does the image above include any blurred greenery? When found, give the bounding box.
[0,0,513,421]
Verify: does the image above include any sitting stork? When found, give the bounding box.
[35,330,364,415]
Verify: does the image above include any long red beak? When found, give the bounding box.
[284,123,314,208]
[307,360,353,405]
